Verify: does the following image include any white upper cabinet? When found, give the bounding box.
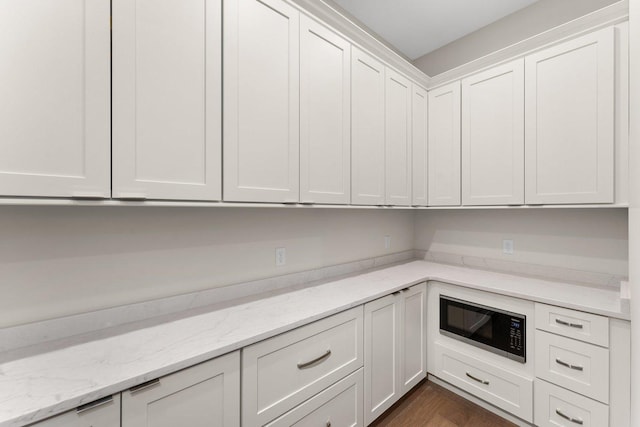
[428,81,461,206]
[112,0,221,201]
[0,0,110,198]
[351,48,386,206]
[411,85,428,206]
[385,69,412,206]
[224,0,300,203]
[299,16,351,204]
[525,28,615,204]
[462,59,524,206]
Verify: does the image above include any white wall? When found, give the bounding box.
[415,209,628,277]
[413,0,622,76]
[0,207,414,327]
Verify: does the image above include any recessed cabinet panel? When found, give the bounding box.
[525,28,615,204]
[364,294,400,425]
[224,0,300,203]
[122,352,240,427]
[300,17,351,204]
[462,59,524,205]
[113,0,221,201]
[428,82,461,206]
[412,85,428,206]
[0,0,110,198]
[385,69,412,206]
[351,48,386,206]
[400,284,427,394]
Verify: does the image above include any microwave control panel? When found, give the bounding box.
[509,318,523,352]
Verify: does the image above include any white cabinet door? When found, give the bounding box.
[300,16,351,204]
[364,293,400,425]
[112,0,221,201]
[224,0,300,203]
[122,352,240,427]
[525,28,615,204]
[412,85,429,206]
[351,48,386,206]
[462,59,524,206]
[0,0,110,198]
[400,283,427,394]
[428,82,461,206]
[28,395,120,427]
[385,69,412,206]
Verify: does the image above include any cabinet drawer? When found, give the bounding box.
[535,303,609,347]
[27,394,120,427]
[433,342,533,422]
[535,331,609,403]
[243,306,364,426]
[266,368,363,427]
[535,379,609,427]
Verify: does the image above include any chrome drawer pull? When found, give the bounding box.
[555,319,584,329]
[465,372,490,385]
[556,408,584,425]
[326,421,331,427]
[297,349,331,369]
[129,378,160,394]
[76,396,113,414]
[555,358,584,371]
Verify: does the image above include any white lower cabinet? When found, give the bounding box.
[535,379,609,427]
[433,342,533,422]
[122,351,240,427]
[364,283,427,425]
[265,369,364,427]
[242,306,364,426]
[27,395,120,427]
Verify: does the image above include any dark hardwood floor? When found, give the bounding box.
[371,380,516,427]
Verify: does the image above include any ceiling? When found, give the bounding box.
[330,0,540,60]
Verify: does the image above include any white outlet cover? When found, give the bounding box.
[503,239,514,255]
[275,247,286,266]
[384,235,391,249]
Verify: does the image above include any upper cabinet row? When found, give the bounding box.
[0,0,419,206]
[429,26,619,206]
[224,0,416,205]
[0,0,623,207]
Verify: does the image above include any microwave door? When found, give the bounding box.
[466,312,492,335]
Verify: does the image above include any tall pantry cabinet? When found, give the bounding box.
[0,0,111,198]
[112,0,222,201]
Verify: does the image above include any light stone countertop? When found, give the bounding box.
[0,260,629,427]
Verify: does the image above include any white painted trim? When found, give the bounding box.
[428,0,629,89]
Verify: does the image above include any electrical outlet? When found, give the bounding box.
[384,235,391,249]
[503,239,514,255]
[275,247,286,266]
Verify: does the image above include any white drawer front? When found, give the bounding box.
[243,306,364,426]
[433,342,533,422]
[535,379,609,427]
[535,303,609,347]
[27,394,120,427]
[535,331,609,403]
[266,369,363,427]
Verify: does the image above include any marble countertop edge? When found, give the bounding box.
[0,261,628,427]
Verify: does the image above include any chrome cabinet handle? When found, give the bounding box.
[465,372,490,385]
[129,378,160,394]
[76,396,113,414]
[556,408,584,425]
[326,421,331,427]
[555,319,584,329]
[555,358,584,371]
[297,349,331,369]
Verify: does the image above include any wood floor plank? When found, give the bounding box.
[371,380,516,427]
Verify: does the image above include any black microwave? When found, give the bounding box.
[440,295,526,363]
